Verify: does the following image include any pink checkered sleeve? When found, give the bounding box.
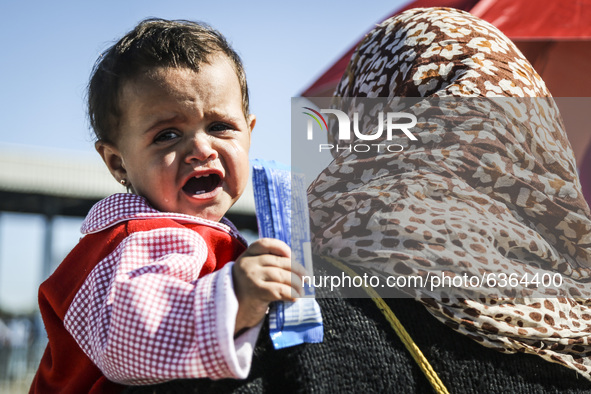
[64,227,261,385]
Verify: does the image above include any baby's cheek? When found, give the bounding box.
[226,141,250,171]
[228,138,249,156]
[161,151,178,166]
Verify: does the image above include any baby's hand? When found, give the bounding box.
[232,238,306,335]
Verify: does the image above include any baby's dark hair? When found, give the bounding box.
[88,18,249,143]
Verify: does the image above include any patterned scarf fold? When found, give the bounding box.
[308,7,591,379]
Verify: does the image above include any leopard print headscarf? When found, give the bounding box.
[308,8,591,379]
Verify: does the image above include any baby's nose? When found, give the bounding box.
[186,134,218,163]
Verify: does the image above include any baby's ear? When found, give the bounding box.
[248,114,256,133]
[95,141,127,183]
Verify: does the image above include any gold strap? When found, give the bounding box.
[324,256,450,394]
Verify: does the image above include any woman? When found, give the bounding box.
[307,6,591,391]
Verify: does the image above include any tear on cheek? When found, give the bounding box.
[230,140,248,154]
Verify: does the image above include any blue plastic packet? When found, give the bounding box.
[251,159,323,349]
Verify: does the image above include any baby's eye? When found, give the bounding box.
[209,123,235,134]
[154,129,180,143]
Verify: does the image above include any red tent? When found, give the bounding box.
[301,0,591,202]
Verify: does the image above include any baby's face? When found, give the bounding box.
[110,56,254,221]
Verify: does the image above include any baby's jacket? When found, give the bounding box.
[30,193,260,394]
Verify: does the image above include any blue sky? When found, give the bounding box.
[0,1,406,313]
[1,0,403,161]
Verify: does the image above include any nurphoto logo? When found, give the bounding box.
[302,106,418,154]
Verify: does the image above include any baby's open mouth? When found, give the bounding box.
[182,173,221,196]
